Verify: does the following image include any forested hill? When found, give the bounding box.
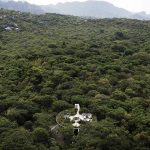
[0,10,150,150]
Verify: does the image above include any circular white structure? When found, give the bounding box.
[68,104,92,127]
[55,104,94,135]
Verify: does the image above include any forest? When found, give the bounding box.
[0,9,150,150]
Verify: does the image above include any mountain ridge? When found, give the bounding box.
[0,0,44,14]
[43,1,132,18]
[0,0,150,20]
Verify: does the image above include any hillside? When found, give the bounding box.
[0,10,150,150]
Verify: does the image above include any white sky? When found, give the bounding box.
[15,0,150,13]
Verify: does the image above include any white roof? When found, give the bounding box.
[75,104,80,109]
[5,27,12,30]
[72,122,80,127]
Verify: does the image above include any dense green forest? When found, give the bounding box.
[0,9,150,150]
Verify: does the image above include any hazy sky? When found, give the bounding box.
[15,0,150,13]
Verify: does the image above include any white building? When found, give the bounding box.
[66,104,92,128]
[5,27,12,31]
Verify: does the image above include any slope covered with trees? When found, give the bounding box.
[0,9,150,150]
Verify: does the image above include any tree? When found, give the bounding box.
[33,128,49,144]
[112,90,127,101]
[0,128,36,150]
[52,100,72,112]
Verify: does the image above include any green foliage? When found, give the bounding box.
[0,9,150,150]
[33,112,54,129]
[32,128,49,144]
[52,100,72,112]
[112,90,127,101]
[0,117,17,134]
[0,128,36,150]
